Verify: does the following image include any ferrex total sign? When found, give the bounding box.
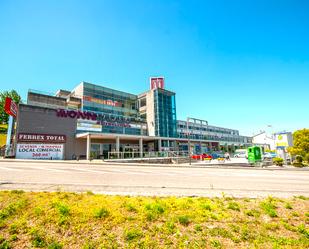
[4,97,18,117]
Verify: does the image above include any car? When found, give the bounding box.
[234,152,247,158]
[263,152,277,159]
[211,153,225,159]
[191,153,212,160]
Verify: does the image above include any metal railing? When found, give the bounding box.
[107,151,189,160]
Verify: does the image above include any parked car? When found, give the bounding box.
[211,153,225,159]
[191,153,212,160]
[234,151,247,158]
[263,152,277,159]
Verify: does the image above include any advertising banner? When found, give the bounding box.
[16,144,64,160]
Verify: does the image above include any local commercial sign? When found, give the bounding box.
[17,133,66,143]
[16,144,64,160]
[4,97,18,117]
[57,109,132,127]
[150,77,164,90]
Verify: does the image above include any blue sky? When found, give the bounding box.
[0,0,308,135]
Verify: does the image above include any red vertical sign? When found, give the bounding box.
[150,77,164,90]
[4,97,18,117]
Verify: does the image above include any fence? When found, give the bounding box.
[107,151,189,160]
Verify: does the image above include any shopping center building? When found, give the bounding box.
[11,78,253,160]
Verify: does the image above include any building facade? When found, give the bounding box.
[12,78,253,160]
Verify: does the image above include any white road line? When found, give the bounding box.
[0,166,23,172]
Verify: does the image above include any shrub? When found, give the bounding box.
[260,199,278,218]
[295,155,303,163]
[94,207,109,219]
[124,229,142,241]
[0,236,11,249]
[227,201,240,211]
[273,157,284,166]
[178,215,190,226]
[48,242,63,249]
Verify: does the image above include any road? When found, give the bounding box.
[0,161,309,198]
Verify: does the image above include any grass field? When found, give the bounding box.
[0,191,308,249]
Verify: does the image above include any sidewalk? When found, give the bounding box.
[1,157,308,171]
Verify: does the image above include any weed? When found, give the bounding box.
[9,235,17,242]
[125,203,137,212]
[297,224,309,239]
[48,241,63,249]
[94,207,109,219]
[208,227,231,238]
[53,202,70,217]
[245,209,260,217]
[178,215,190,226]
[10,190,24,194]
[0,236,11,249]
[145,202,165,214]
[30,229,46,248]
[291,211,299,217]
[124,229,143,241]
[210,239,222,248]
[260,200,278,217]
[284,202,293,209]
[227,201,240,211]
[82,241,96,249]
[201,202,212,211]
[86,191,94,195]
[264,222,279,231]
[296,195,308,200]
[194,224,202,232]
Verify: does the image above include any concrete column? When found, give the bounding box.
[116,136,120,153]
[86,134,91,160]
[139,138,143,158]
[158,139,162,151]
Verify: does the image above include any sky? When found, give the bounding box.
[0,0,308,136]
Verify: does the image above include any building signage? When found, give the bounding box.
[150,77,164,90]
[17,133,66,143]
[83,95,122,107]
[275,133,292,148]
[4,97,18,117]
[16,144,64,160]
[77,120,102,132]
[57,109,132,127]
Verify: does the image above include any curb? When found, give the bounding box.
[1,158,308,171]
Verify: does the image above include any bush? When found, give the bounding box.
[273,157,284,166]
[292,156,305,167]
[304,153,309,163]
[295,155,303,163]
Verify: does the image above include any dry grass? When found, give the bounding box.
[0,191,308,248]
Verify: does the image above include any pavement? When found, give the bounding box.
[0,160,309,198]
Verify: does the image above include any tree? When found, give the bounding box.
[0,90,22,124]
[287,129,309,160]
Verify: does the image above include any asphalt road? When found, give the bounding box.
[0,161,308,198]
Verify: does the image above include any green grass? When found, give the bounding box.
[0,191,308,248]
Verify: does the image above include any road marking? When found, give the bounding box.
[0,166,23,171]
